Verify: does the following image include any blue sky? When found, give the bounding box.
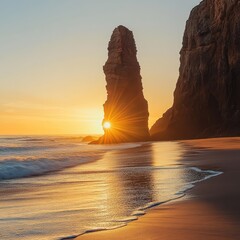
[0,0,200,134]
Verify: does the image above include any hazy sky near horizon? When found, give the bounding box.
[0,0,200,135]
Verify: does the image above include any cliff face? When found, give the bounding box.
[151,0,240,140]
[97,26,150,143]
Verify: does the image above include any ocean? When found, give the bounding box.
[0,136,221,240]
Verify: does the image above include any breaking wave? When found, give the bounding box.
[0,155,100,180]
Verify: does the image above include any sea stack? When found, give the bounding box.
[151,0,240,140]
[97,25,150,143]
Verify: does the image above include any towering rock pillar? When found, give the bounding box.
[97,25,150,143]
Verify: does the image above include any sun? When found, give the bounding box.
[103,121,111,129]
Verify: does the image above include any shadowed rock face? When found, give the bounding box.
[151,0,240,140]
[97,26,150,143]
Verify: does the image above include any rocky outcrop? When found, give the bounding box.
[151,0,240,140]
[97,25,150,143]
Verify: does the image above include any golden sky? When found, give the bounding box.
[0,0,200,135]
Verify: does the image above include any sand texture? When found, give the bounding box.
[78,138,240,240]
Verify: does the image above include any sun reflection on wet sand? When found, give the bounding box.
[0,141,211,240]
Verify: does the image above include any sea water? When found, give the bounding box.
[0,136,221,240]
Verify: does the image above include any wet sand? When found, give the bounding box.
[78,137,240,240]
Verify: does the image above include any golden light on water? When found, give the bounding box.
[103,121,111,129]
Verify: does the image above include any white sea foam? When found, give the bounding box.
[0,138,224,240]
[0,155,99,180]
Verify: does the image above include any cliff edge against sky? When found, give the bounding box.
[151,0,240,140]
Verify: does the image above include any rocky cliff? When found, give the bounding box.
[151,0,240,140]
[97,26,150,143]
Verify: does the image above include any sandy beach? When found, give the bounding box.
[78,137,240,240]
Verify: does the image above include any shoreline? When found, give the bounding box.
[72,165,221,239]
[77,137,240,240]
